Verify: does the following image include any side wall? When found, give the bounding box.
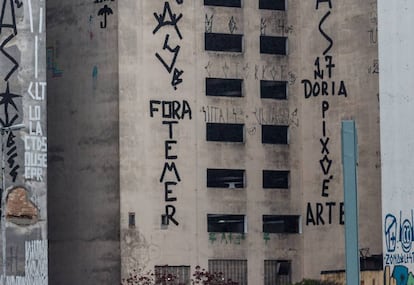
[378,1,414,284]
[47,1,120,284]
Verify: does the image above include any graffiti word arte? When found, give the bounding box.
[306,202,344,226]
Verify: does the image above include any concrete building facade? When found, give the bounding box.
[47,0,382,284]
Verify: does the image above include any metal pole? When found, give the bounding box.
[1,129,5,284]
[341,120,360,285]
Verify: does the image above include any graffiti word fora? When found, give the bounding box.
[150,100,192,120]
[150,100,192,227]
[209,232,245,245]
[306,202,344,226]
[153,1,184,90]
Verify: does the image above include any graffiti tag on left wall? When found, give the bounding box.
[94,0,115,29]
[153,1,184,90]
[0,0,23,183]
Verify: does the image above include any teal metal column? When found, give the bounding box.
[341,120,360,285]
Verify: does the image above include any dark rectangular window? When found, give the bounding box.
[207,123,244,142]
[260,36,287,55]
[208,215,246,233]
[262,125,288,144]
[205,33,243,52]
[128,212,135,228]
[206,78,243,97]
[263,215,300,233]
[207,168,245,188]
[204,0,241,7]
[155,266,191,285]
[263,170,289,189]
[209,260,247,285]
[260,80,287,100]
[264,260,291,285]
[259,0,286,10]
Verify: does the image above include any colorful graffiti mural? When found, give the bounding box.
[384,212,414,262]
[384,265,414,285]
[384,211,414,285]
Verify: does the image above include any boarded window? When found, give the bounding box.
[263,170,289,189]
[264,260,291,285]
[207,123,244,142]
[259,0,286,10]
[155,265,191,285]
[209,260,247,285]
[260,36,287,55]
[205,33,243,52]
[206,78,243,97]
[262,125,288,144]
[204,0,241,7]
[207,168,245,188]
[260,80,287,100]
[263,215,300,233]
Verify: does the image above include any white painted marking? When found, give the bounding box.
[28,0,33,33]
[35,36,38,79]
[39,7,43,33]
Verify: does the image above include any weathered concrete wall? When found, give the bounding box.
[378,1,414,284]
[119,0,200,275]
[0,0,48,283]
[29,0,381,284]
[47,1,119,284]
[118,0,380,284]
